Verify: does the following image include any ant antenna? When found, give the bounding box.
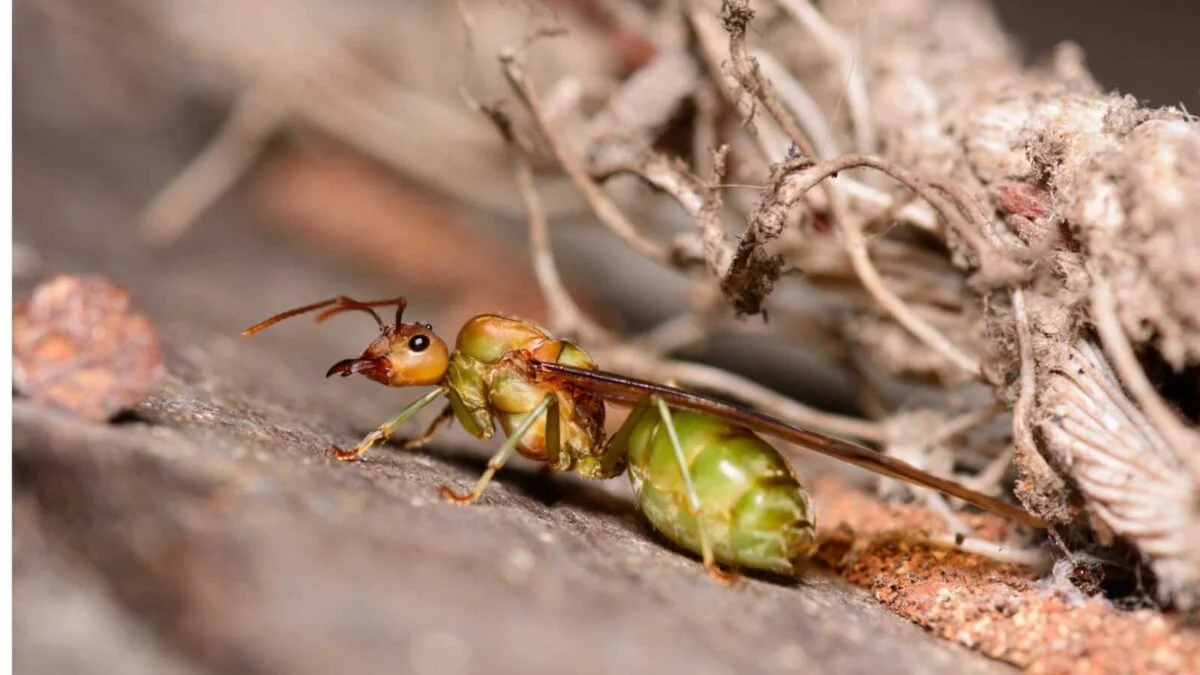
[316,300,383,327]
[242,296,408,336]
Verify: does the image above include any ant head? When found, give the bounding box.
[243,295,450,388]
[325,319,449,388]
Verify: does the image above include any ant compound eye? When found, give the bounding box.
[408,334,431,352]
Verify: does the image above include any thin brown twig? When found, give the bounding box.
[685,8,781,163]
[1009,287,1069,514]
[718,1,864,317]
[478,103,614,347]
[601,151,707,215]
[687,9,939,234]
[589,146,735,278]
[599,344,886,443]
[720,0,820,160]
[140,88,286,244]
[698,145,733,276]
[453,9,609,344]
[751,48,841,158]
[500,50,671,265]
[685,21,939,233]
[735,153,983,374]
[774,0,875,153]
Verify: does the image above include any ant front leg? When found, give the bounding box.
[332,387,446,460]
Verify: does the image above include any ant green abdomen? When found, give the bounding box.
[626,409,816,575]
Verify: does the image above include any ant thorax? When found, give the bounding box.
[446,315,611,474]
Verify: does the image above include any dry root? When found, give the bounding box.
[474,0,1200,610]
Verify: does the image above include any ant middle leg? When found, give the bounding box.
[399,404,454,450]
[440,394,555,505]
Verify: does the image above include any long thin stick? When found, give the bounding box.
[775,0,875,153]
[140,89,286,244]
[537,361,1046,528]
[601,346,886,443]
[478,101,613,346]
[500,51,671,265]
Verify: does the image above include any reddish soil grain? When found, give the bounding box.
[808,475,1200,675]
[13,275,164,421]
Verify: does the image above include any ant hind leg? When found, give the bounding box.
[652,397,741,585]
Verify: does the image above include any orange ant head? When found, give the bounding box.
[325,320,449,387]
[243,295,449,388]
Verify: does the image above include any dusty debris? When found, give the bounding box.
[13,275,164,422]
[810,474,1200,675]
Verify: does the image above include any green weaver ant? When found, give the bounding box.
[244,295,1045,582]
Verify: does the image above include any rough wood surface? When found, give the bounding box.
[11,21,1020,675]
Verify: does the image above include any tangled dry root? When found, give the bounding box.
[470,0,1200,609]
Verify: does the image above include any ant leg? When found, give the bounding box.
[399,404,454,450]
[332,387,446,460]
[652,397,740,585]
[592,396,655,477]
[544,395,563,470]
[440,394,555,505]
